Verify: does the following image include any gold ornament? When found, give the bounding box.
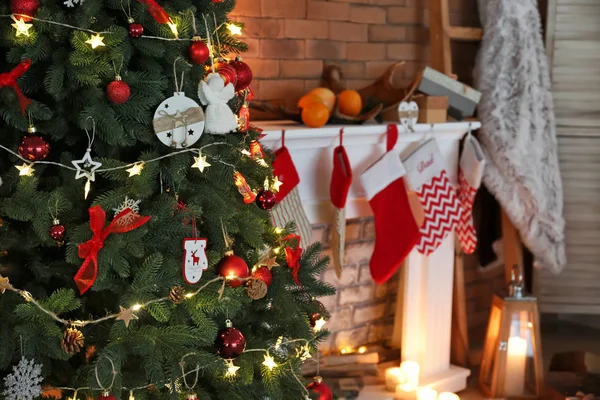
[116,306,139,328]
[245,278,268,300]
[169,286,186,304]
[260,255,279,270]
[61,327,84,355]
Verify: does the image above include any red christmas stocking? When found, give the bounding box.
[457,133,485,254]
[361,126,420,284]
[403,139,462,256]
[330,139,353,279]
[271,146,312,243]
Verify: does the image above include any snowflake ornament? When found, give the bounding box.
[2,357,43,400]
[63,0,85,7]
[113,197,141,227]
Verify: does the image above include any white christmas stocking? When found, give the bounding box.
[457,133,486,254]
[403,139,462,255]
[271,146,313,243]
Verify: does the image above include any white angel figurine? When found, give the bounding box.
[198,72,238,135]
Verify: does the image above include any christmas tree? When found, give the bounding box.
[0,0,335,399]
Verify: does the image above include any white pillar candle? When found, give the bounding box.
[504,336,527,396]
[438,392,460,400]
[416,387,437,400]
[399,361,420,391]
[385,367,405,392]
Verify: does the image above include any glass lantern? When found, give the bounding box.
[478,266,545,399]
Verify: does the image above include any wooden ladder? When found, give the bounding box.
[427,0,524,368]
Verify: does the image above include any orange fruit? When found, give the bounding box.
[297,93,322,109]
[309,87,336,112]
[301,102,330,128]
[338,90,362,117]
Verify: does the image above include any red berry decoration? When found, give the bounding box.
[107,75,130,104]
[128,19,144,38]
[256,189,277,211]
[10,0,39,22]
[97,392,117,400]
[18,125,50,162]
[216,60,238,87]
[217,251,249,288]
[229,56,253,92]
[307,376,333,400]
[49,219,66,246]
[215,319,246,359]
[188,36,210,65]
[253,266,273,287]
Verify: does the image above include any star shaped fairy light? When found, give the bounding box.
[313,317,327,332]
[227,23,242,36]
[126,162,144,177]
[15,163,34,176]
[192,154,211,172]
[262,354,277,371]
[225,359,240,377]
[72,150,102,182]
[11,15,32,37]
[86,33,105,49]
[0,275,10,294]
[271,176,283,193]
[116,306,139,328]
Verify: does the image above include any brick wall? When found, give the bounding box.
[231,0,429,110]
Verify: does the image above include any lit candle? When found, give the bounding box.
[385,367,404,392]
[504,336,527,396]
[438,392,460,400]
[399,361,420,391]
[416,387,437,400]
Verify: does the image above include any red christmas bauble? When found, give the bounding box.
[10,0,39,22]
[49,221,66,243]
[256,189,277,211]
[307,377,333,400]
[216,61,238,87]
[217,253,249,287]
[98,392,117,400]
[189,37,210,65]
[230,57,253,92]
[128,22,144,38]
[18,134,50,161]
[107,76,130,104]
[253,266,273,287]
[215,320,246,359]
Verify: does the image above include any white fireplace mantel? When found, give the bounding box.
[257,120,481,397]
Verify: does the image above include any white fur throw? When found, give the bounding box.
[474,0,566,274]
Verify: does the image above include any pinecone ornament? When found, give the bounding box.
[245,278,268,300]
[169,286,186,304]
[61,327,84,355]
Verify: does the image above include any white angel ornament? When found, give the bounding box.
[198,72,238,135]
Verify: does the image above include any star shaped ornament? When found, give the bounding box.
[271,176,283,192]
[0,275,10,294]
[260,255,280,270]
[72,150,102,181]
[116,306,138,327]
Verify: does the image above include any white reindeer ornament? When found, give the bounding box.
[198,72,238,135]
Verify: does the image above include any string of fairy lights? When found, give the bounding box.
[0,271,325,399]
[1,12,243,46]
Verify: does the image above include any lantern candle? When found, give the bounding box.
[504,336,527,396]
[385,367,404,392]
[416,387,437,400]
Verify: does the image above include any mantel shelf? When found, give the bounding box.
[257,120,481,223]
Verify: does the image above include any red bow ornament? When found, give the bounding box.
[284,234,303,285]
[74,205,151,294]
[0,59,32,116]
